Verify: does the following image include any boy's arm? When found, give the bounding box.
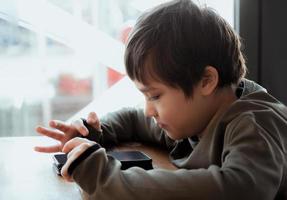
[84,107,175,149]
[72,148,224,200]
[70,113,283,200]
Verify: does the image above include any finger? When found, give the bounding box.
[62,137,90,154]
[66,142,93,159]
[36,126,64,141]
[49,120,71,133]
[61,143,94,182]
[87,112,102,132]
[61,153,76,182]
[71,119,89,136]
[34,144,62,153]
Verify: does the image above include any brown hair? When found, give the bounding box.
[125,0,246,97]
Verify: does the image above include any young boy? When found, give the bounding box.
[35,0,287,199]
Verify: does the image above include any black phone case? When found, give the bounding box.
[108,151,153,170]
[53,150,153,175]
[52,154,67,175]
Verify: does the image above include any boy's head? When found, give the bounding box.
[125,0,246,97]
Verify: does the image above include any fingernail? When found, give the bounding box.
[84,130,89,136]
[87,118,95,124]
[49,120,56,127]
[34,146,40,151]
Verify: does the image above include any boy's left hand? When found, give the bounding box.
[61,137,97,182]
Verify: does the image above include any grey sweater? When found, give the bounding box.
[72,79,287,200]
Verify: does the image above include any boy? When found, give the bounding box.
[35,0,287,199]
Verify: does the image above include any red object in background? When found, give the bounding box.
[119,26,133,44]
[107,67,125,87]
[107,24,133,88]
[58,74,92,96]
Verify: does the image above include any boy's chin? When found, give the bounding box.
[165,131,184,140]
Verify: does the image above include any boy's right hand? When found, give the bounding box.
[34,112,102,153]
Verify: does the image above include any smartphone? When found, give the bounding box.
[52,150,153,175]
[52,153,67,175]
[109,151,153,170]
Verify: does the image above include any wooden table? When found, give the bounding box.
[0,136,176,200]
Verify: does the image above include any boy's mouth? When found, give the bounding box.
[157,122,167,130]
[153,117,168,130]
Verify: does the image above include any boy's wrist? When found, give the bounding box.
[81,118,103,143]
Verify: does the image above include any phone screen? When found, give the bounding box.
[53,154,67,166]
[109,151,151,161]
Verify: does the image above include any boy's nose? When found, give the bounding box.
[144,101,157,118]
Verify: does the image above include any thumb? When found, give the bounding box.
[87,112,102,132]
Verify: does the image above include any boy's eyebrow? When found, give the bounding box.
[138,86,157,93]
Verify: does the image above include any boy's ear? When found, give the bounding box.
[199,66,219,96]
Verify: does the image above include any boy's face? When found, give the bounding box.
[134,79,212,140]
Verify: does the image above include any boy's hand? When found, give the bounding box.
[34,112,102,153]
[61,137,97,182]
[85,112,103,132]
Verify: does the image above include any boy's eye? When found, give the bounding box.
[148,95,160,101]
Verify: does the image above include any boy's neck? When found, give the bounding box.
[216,86,238,113]
[198,86,237,139]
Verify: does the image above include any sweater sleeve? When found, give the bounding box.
[71,112,284,200]
[72,148,224,200]
[219,113,284,200]
[85,107,175,150]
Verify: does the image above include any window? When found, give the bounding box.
[0,0,234,137]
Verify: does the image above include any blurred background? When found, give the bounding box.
[0,0,285,137]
